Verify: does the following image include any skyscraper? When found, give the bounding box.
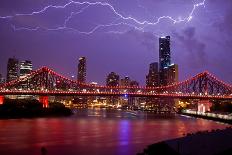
[159,36,171,86]
[167,64,178,85]
[146,62,159,87]
[77,57,86,83]
[106,72,120,86]
[6,57,19,82]
[20,60,33,78]
[158,36,178,112]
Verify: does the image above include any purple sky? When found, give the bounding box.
[0,0,231,85]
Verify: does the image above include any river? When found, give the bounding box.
[0,109,230,155]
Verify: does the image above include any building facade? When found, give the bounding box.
[77,57,86,83]
[20,60,33,78]
[120,76,131,86]
[146,62,159,87]
[106,72,120,105]
[166,64,178,85]
[106,72,120,86]
[6,58,19,82]
[159,36,171,86]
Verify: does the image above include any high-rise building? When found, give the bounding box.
[120,76,131,86]
[146,62,159,87]
[20,60,33,78]
[77,57,86,83]
[159,36,171,69]
[157,36,179,112]
[166,64,178,85]
[106,72,120,86]
[159,36,171,86]
[145,63,159,110]
[6,57,19,82]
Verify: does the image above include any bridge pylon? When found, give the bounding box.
[39,96,49,108]
[197,100,212,113]
[0,95,4,104]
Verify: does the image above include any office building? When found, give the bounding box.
[106,72,120,105]
[120,76,131,86]
[159,36,171,86]
[167,64,178,85]
[20,60,33,78]
[6,58,19,82]
[159,36,171,69]
[77,57,86,83]
[146,62,159,87]
[147,36,178,113]
[106,72,120,86]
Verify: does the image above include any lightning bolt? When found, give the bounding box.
[0,0,206,34]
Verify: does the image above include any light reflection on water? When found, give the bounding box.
[0,109,230,155]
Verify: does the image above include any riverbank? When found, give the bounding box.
[138,127,232,155]
[180,110,232,125]
[0,99,73,119]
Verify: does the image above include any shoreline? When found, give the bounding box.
[0,108,230,123]
[180,112,232,125]
[0,113,73,119]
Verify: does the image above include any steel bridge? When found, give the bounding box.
[0,67,232,107]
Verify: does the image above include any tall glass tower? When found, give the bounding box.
[77,57,86,83]
[159,36,171,86]
[159,36,171,69]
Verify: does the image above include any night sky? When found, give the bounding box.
[0,0,231,85]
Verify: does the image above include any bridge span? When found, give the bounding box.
[0,66,232,107]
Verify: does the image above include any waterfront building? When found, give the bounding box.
[157,36,179,112]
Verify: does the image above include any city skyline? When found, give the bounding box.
[0,0,232,85]
[0,36,176,87]
[0,35,178,86]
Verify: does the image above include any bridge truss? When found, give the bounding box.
[0,67,231,100]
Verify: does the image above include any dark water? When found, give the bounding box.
[0,109,230,155]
